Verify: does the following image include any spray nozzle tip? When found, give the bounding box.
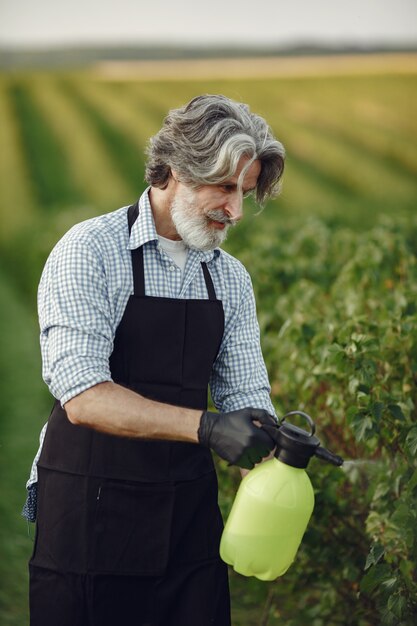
[314,446,344,466]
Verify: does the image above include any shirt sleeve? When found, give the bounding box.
[209,268,276,417]
[38,231,115,405]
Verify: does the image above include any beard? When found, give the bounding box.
[170,188,235,251]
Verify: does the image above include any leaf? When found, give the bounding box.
[405,427,417,456]
[407,468,417,492]
[358,359,377,386]
[372,483,390,500]
[371,402,384,420]
[346,405,358,420]
[360,564,391,594]
[328,343,344,353]
[387,594,407,619]
[390,503,412,533]
[382,577,398,592]
[350,414,374,442]
[388,404,406,422]
[348,377,359,395]
[351,332,367,343]
[365,543,385,570]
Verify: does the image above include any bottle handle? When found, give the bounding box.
[280,411,316,437]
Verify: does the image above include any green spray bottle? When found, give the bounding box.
[220,411,344,581]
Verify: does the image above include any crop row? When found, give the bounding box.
[0,73,415,240]
[7,82,84,212]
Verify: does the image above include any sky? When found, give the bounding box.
[1,0,416,49]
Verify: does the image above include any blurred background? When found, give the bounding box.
[1,1,417,624]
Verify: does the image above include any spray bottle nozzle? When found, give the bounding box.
[314,446,344,467]
[266,411,344,469]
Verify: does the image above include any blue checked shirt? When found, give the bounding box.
[23,188,275,520]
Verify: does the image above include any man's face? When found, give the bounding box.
[170,156,261,251]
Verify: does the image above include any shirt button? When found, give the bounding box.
[169,265,175,271]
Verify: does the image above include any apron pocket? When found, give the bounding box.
[89,480,175,576]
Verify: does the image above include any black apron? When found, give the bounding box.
[30,203,231,626]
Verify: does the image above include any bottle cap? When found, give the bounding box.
[273,411,344,469]
[274,411,320,468]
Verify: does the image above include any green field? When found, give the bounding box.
[0,57,416,625]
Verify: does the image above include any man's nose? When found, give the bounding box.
[224,191,243,222]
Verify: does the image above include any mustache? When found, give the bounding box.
[205,210,238,226]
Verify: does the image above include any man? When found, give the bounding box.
[24,94,285,625]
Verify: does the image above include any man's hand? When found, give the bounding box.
[198,408,277,469]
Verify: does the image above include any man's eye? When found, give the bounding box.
[222,185,235,193]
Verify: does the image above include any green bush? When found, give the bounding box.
[221,214,417,625]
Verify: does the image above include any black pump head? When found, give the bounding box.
[266,411,344,469]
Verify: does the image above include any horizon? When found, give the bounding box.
[1,0,416,50]
[2,39,417,52]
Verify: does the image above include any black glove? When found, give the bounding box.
[198,408,278,469]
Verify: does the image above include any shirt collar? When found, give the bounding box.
[128,187,220,264]
[128,188,158,250]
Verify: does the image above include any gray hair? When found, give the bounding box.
[145,94,285,205]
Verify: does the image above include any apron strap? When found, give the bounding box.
[132,247,145,296]
[201,262,217,301]
[128,203,145,296]
[127,202,218,301]
[127,202,139,233]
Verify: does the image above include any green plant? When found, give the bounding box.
[226,215,417,625]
